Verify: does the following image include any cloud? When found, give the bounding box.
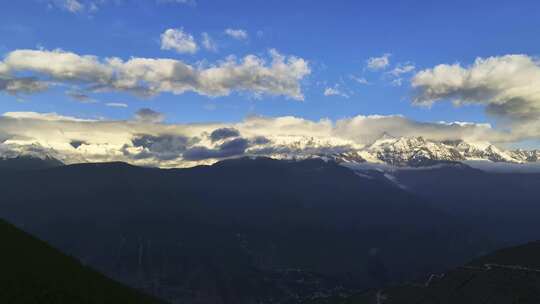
[70,139,86,149]
[58,0,84,12]
[251,136,271,145]
[183,137,249,161]
[0,48,310,100]
[156,0,196,5]
[412,54,540,123]
[3,111,95,121]
[47,0,100,14]
[160,28,198,54]
[324,86,349,98]
[47,0,194,14]
[387,62,416,86]
[367,53,391,70]
[4,49,113,83]
[105,102,128,108]
[225,28,248,40]
[130,134,195,160]
[0,77,48,95]
[209,127,240,142]
[0,62,9,76]
[134,108,165,123]
[201,32,218,52]
[333,114,501,144]
[388,63,415,77]
[67,91,97,103]
[0,111,515,168]
[350,75,370,85]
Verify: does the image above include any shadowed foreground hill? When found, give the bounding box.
[309,241,540,304]
[0,218,161,304]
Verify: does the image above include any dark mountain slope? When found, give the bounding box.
[394,165,540,244]
[0,218,160,304]
[0,158,492,303]
[315,241,540,304]
[468,240,540,269]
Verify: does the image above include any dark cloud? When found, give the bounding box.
[251,136,271,145]
[134,108,165,123]
[70,140,86,149]
[183,137,249,161]
[67,91,96,103]
[486,97,540,121]
[131,134,198,160]
[0,77,48,94]
[209,127,240,142]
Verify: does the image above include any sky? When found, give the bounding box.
[1,0,540,166]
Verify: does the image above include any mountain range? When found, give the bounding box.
[308,134,540,167]
[3,134,540,169]
[0,157,496,304]
[1,152,540,303]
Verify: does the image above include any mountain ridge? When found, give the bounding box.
[2,134,538,169]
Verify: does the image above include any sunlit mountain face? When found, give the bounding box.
[2,1,540,304]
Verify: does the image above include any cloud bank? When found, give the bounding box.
[0,48,310,100]
[0,111,511,168]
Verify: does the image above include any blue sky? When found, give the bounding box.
[1,0,539,127]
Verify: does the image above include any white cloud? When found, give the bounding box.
[367,53,391,70]
[333,114,500,144]
[225,28,248,40]
[0,48,310,100]
[350,75,370,85]
[105,102,128,108]
[48,0,101,14]
[388,63,415,77]
[3,111,95,122]
[47,0,194,14]
[391,78,404,87]
[324,86,349,98]
[201,32,217,52]
[375,62,416,87]
[4,49,113,83]
[412,54,540,122]
[160,28,198,54]
[0,62,9,76]
[63,0,84,12]
[156,0,196,5]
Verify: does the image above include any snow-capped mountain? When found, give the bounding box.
[1,133,539,169]
[0,143,61,161]
[261,133,540,167]
[347,134,539,166]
